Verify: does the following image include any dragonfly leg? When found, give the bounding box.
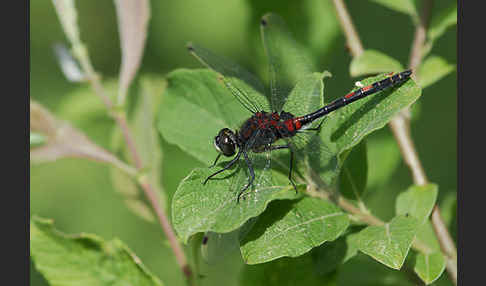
[204,151,241,184]
[208,153,222,168]
[238,149,255,203]
[288,147,298,194]
[262,144,298,194]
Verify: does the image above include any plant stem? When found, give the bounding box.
[331,0,457,284]
[332,0,363,58]
[73,43,193,284]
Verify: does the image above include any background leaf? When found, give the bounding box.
[349,50,404,77]
[395,184,438,225]
[357,215,418,269]
[311,230,361,275]
[30,216,164,286]
[315,73,421,188]
[368,0,417,18]
[30,132,47,147]
[417,55,455,88]
[411,220,446,284]
[239,253,337,286]
[366,130,401,190]
[338,140,368,201]
[428,2,457,43]
[414,251,446,285]
[240,197,349,264]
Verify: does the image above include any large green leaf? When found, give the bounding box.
[417,55,455,89]
[396,184,438,225]
[240,197,349,264]
[357,215,419,269]
[316,73,422,188]
[172,167,301,243]
[165,69,333,243]
[157,69,258,164]
[350,50,404,77]
[164,15,421,249]
[30,216,163,286]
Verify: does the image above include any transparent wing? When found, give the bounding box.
[188,42,270,113]
[272,130,337,189]
[260,13,316,113]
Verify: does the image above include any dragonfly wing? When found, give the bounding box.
[188,43,270,113]
[260,13,316,113]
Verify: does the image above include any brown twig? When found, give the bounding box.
[330,0,457,284]
[73,40,193,285]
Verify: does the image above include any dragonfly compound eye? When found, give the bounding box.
[214,128,236,156]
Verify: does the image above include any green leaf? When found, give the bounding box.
[163,70,327,243]
[412,222,446,284]
[369,0,417,17]
[439,191,457,229]
[350,50,404,77]
[396,184,438,225]
[240,197,349,264]
[172,167,301,243]
[357,215,419,269]
[30,216,163,286]
[338,140,368,201]
[260,12,317,111]
[30,132,47,147]
[240,250,337,286]
[311,231,360,275]
[316,73,422,187]
[337,253,414,286]
[417,55,455,88]
[428,2,457,43]
[163,16,421,247]
[366,131,401,189]
[414,251,446,285]
[157,69,262,165]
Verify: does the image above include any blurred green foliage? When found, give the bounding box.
[30,0,456,285]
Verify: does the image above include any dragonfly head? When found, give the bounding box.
[214,128,237,157]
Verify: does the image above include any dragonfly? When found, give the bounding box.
[187,43,412,203]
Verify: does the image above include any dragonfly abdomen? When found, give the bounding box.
[297,70,412,126]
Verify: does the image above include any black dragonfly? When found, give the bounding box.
[188,42,411,203]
